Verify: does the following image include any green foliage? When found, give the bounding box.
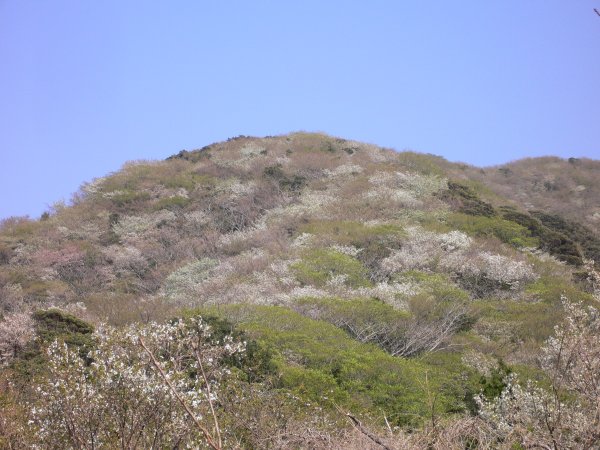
[295,296,410,325]
[263,165,306,192]
[473,299,563,344]
[532,211,600,266]
[396,151,447,176]
[500,207,583,266]
[441,181,496,217]
[291,249,372,288]
[110,190,151,207]
[0,217,42,239]
[446,213,538,248]
[32,309,94,346]
[479,361,512,401]
[295,221,404,281]
[298,220,404,246]
[2,269,67,302]
[166,147,212,162]
[181,313,277,382]
[11,309,95,380]
[526,276,594,305]
[462,360,512,414]
[153,195,190,210]
[211,304,478,426]
[162,173,215,191]
[279,366,343,403]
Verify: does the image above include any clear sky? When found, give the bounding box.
[1,1,600,219]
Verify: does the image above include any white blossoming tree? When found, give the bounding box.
[478,297,600,449]
[27,318,245,449]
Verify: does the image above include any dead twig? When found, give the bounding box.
[192,343,222,449]
[335,404,393,450]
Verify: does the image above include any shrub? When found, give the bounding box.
[440,181,496,217]
[162,258,218,301]
[293,296,469,358]
[263,165,306,192]
[26,318,245,449]
[0,313,34,366]
[108,190,151,208]
[445,213,538,248]
[500,207,584,266]
[212,304,478,427]
[291,249,372,289]
[532,210,600,266]
[477,298,600,449]
[153,195,191,210]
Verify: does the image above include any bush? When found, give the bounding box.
[26,318,245,449]
[500,207,584,266]
[477,298,600,449]
[209,304,479,426]
[291,249,372,289]
[445,213,538,248]
[293,295,470,358]
[439,182,496,217]
[263,165,306,192]
[109,190,151,208]
[9,309,94,380]
[153,195,191,210]
[532,211,600,266]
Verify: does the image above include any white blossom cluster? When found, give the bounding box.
[162,258,219,300]
[113,209,177,240]
[442,251,537,290]
[80,176,108,196]
[102,245,148,276]
[322,163,363,178]
[461,350,498,377]
[291,232,314,248]
[260,188,340,223]
[240,143,266,157]
[0,312,34,366]
[382,226,537,294]
[28,318,245,449]
[216,178,256,198]
[381,227,472,273]
[211,144,266,169]
[354,281,419,310]
[477,298,600,448]
[329,244,362,257]
[365,171,447,207]
[361,143,397,163]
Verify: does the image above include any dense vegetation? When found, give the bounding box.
[0,133,598,448]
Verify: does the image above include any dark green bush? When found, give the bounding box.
[263,165,306,192]
[10,309,95,380]
[440,182,496,217]
[532,211,600,266]
[500,207,584,266]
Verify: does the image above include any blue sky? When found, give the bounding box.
[1,1,600,219]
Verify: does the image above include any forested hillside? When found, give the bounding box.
[1,133,599,448]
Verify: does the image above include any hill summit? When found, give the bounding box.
[1,132,599,448]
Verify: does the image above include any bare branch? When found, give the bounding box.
[192,343,222,449]
[138,337,221,450]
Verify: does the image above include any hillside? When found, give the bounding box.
[1,132,599,449]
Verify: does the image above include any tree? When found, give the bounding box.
[27,318,245,449]
[478,297,600,449]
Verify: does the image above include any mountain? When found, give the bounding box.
[1,132,599,448]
